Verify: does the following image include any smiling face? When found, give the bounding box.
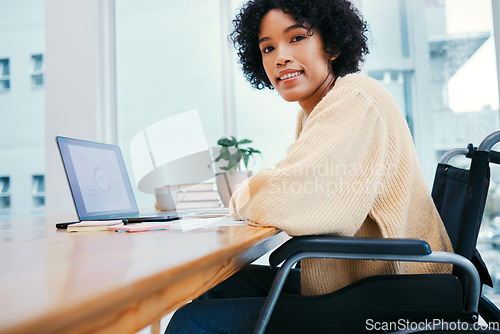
[258,9,335,114]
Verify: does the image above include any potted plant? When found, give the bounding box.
[211,136,261,207]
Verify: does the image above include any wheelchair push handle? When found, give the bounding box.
[439,148,469,164]
[439,130,500,165]
[478,130,500,152]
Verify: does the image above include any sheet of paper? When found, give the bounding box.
[177,217,247,232]
[108,222,173,232]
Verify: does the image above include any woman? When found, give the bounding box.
[166,0,452,332]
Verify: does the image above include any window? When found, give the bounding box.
[114,0,500,214]
[115,0,226,208]
[361,0,500,297]
[360,0,499,172]
[368,70,414,133]
[32,175,45,207]
[0,177,11,210]
[0,59,10,92]
[31,54,44,88]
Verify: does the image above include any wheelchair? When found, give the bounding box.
[253,131,500,333]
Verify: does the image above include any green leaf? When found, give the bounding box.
[243,152,250,169]
[217,137,233,147]
[238,139,252,145]
[246,147,261,154]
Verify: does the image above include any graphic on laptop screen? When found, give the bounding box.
[67,143,134,214]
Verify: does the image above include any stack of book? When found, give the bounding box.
[175,183,221,210]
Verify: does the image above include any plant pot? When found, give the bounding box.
[215,170,252,207]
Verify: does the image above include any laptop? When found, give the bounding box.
[56,136,179,227]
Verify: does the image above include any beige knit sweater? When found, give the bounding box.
[230,74,453,296]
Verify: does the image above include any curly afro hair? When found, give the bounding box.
[231,0,369,90]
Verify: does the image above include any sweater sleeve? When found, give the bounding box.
[230,89,390,236]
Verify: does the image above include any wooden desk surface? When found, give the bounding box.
[0,216,286,334]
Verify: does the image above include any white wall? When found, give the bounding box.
[44,0,115,216]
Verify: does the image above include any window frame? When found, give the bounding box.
[31,54,44,88]
[31,174,45,208]
[0,176,11,211]
[0,58,10,92]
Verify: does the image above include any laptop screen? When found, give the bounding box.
[56,136,139,220]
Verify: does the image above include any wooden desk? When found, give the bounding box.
[0,216,286,334]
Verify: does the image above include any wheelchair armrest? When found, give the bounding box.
[269,236,431,268]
